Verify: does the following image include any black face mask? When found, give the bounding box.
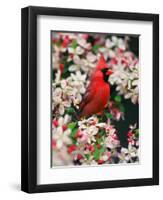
[101,68,109,83]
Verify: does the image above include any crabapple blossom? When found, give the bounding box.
[51,32,139,166]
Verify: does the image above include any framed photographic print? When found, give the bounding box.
[21,6,159,193]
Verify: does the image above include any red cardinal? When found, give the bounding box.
[79,56,113,118]
[90,55,108,80]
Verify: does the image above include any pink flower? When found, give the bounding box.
[107,151,112,160]
[52,139,56,149]
[62,35,70,48]
[62,124,67,131]
[59,63,64,75]
[86,145,95,153]
[68,144,77,154]
[127,131,133,137]
[98,159,104,164]
[82,34,89,40]
[110,57,118,65]
[77,154,83,160]
[52,120,59,127]
[77,131,88,143]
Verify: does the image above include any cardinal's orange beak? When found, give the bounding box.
[106,69,113,76]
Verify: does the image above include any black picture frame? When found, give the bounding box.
[21,6,159,193]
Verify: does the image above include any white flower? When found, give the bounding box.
[70,71,87,85]
[118,148,130,163]
[80,52,97,71]
[81,157,98,165]
[129,123,137,130]
[105,38,115,49]
[52,116,72,150]
[78,116,100,144]
[53,127,72,149]
[52,47,60,70]
[69,53,97,73]
[67,71,87,107]
[52,148,73,166]
[96,123,106,128]
[86,126,99,144]
[78,116,98,128]
[127,143,138,157]
[52,87,71,115]
[54,70,61,83]
[102,154,109,162]
[99,47,116,60]
[58,114,71,125]
[86,52,97,63]
[53,127,71,149]
[68,46,84,55]
[68,55,82,72]
[109,60,139,104]
[76,35,91,49]
[111,36,126,50]
[52,70,87,114]
[105,130,120,149]
[118,143,138,163]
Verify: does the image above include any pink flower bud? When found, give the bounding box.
[52,120,58,127]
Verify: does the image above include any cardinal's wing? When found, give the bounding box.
[79,82,96,112]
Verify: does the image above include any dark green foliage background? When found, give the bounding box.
[111,36,139,147]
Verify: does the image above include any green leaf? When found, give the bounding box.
[55,40,62,47]
[61,61,73,79]
[96,137,103,144]
[85,154,90,160]
[99,146,105,154]
[99,129,106,136]
[93,148,100,161]
[66,107,75,115]
[104,112,113,119]
[71,138,77,144]
[70,127,78,138]
[71,40,78,49]
[68,122,77,130]
[92,44,100,53]
[134,129,139,138]
[119,104,125,113]
[114,95,121,103]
